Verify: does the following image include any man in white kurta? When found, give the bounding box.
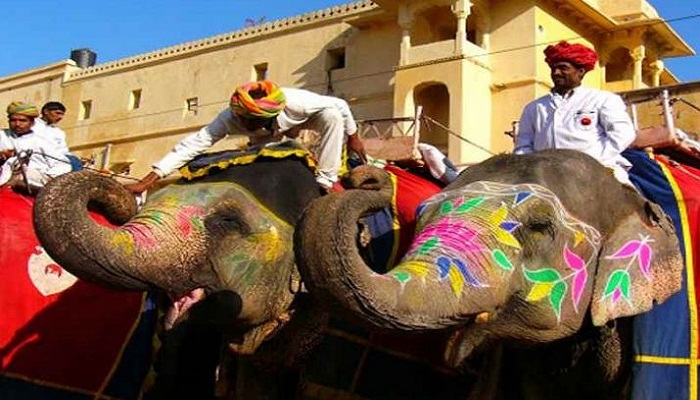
[0,102,71,188]
[514,41,636,184]
[126,80,365,194]
[34,101,70,155]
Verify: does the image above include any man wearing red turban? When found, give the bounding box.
[126,80,367,194]
[514,41,637,185]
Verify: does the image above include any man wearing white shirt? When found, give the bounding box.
[34,101,70,155]
[514,41,636,185]
[126,80,366,194]
[0,102,71,189]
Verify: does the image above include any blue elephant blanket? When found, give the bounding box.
[626,149,700,400]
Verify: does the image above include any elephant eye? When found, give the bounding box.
[522,217,556,240]
[205,209,253,236]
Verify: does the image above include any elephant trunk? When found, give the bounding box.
[34,171,208,292]
[296,189,482,331]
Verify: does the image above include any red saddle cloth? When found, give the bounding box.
[0,187,152,399]
[384,165,443,258]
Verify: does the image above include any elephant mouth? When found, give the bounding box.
[442,311,490,369]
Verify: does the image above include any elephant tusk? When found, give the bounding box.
[475,312,490,324]
[228,311,294,355]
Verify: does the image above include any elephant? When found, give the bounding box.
[33,155,326,399]
[294,149,684,399]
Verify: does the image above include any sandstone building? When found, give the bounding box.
[0,0,694,178]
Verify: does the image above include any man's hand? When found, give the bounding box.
[347,134,367,164]
[0,149,16,164]
[124,171,160,195]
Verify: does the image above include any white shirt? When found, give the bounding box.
[34,118,70,154]
[0,128,72,187]
[153,88,358,177]
[514,86,636,171]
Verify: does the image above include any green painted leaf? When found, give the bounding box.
[603,270,628,297]
[455,197,485,214]
[619,271,631,300]
[549,282,567,319]
[392,271,411,284]
[419,237,439,255]
[492,249,513,271]
[150,211,166,223]
[191,217,204,230]
[440,201,454,215]
[524,268,561,283]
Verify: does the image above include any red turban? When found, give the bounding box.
[544,41,598,72]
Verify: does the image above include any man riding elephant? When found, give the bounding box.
[125,80,367,195]
[1,101,71,191]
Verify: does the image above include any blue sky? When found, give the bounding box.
[1,1,698,81]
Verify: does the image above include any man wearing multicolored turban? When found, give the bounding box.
[0,101,71,188]
[127,80,366,194]
[514,41,636,185]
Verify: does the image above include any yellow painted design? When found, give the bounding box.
[396,261,431,279]
[574,230,585,247]
[526,282,554,302]
[494,229,521,249]
[112,231,135,255]
[261,227,282,263]
[488,204,508,226]
[448,265,465,296]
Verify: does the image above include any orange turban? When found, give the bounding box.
[229,80,286,119]
[544,41,598,72]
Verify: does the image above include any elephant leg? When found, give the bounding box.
[234,356,301,400]
[149,320,222,400]
[466,343,506,400]
[148,294,233,400]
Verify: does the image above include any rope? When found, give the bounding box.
[421,115,496,156]
[33,150,142,182]
[676,98,700,115]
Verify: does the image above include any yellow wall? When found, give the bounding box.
[0,0,692,177]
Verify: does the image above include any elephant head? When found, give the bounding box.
[295,149,683,367]
[34,159,320,329]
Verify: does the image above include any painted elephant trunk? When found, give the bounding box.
[296,189,484,331]
[34,171,209,293]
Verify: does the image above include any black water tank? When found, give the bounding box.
[70,48,97,68]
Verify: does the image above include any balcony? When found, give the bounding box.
[405,39,489,67]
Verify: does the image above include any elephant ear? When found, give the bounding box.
[591,201,683,326]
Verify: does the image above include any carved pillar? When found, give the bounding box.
[597,49,611,88]
[630,45,646,89]
[472,0,490,50]
[398,5,414,65]
[649,59,664,87]
[451,0,472,54]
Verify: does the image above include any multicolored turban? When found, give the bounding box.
[544,41,598,72]
[229,80,286,119]
[6,101,39,117]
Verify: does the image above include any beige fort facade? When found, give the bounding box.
[0,0,694,179]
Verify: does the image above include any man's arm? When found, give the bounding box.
[597,93,636,162]
[126,108,236,194]
[513,104,536,154]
